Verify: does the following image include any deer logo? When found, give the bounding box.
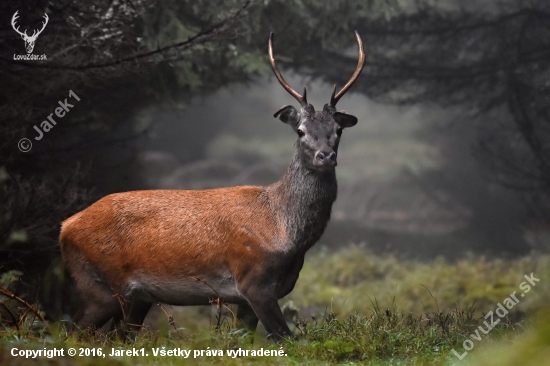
[11,11,49,54]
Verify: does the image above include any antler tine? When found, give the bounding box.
[35,13,49,37]
[11,10,19,26]
[268,32,308,107]
[41,14,48,29]
[11,11,26,36]
[330,31,366,107]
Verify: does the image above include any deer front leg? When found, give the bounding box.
[276,254,305,298]
[240,284,291,340]
[237,302,259,332]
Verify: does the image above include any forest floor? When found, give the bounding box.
[1,244,549,365]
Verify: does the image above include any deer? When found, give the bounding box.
[59,31,365,339]
[11,11,49,54]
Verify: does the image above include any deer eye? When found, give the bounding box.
[297,129,305,138]
[336,128,343,136]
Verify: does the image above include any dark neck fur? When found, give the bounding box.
[267,152,337,251]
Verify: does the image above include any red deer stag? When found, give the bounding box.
[60,32,365,339]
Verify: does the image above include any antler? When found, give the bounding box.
[11,11,26,37]
[330,31,366,107]
[33,13,49,39]
[11,12,48,40]
[268,32,308,107]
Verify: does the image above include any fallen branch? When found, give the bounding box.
[157,302,183,339]
[190,276,236,329]
[0,301,19,330]
[111,289,130,320]
[0,286,50,333]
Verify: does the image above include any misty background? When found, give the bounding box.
[1,0,549,320]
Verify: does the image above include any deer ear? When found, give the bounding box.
[274,105,300,127]
[334,112,358,128]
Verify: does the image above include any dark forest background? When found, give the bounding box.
[1,0,550,320]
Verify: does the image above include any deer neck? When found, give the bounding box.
[268,152,337,251]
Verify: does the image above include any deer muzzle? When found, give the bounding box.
[314,150,337,168]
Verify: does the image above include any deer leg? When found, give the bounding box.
[124,298,152,336]
[110,312,124,337]
[237,302,259,332]
[74,290,121,331]
[240,286,291,340]
[109,293,152,340]
[277,255,304,298]
[71,271,122,331]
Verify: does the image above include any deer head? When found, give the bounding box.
[269,32,365,172]
[12,11,49,54]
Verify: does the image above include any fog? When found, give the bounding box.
[139,73,527,258]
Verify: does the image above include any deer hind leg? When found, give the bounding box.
[72,281,122,332]
[69,261,122,332]
[113,295,153,340]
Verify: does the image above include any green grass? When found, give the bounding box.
[466,308,550,366]
[287,245,550,318]
[1,245,549,365]
[0,306,489,365]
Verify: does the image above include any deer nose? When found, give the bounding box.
[315,150,336,166]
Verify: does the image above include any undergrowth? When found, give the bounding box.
[0,303,515,365]
[1,245,549,365]
[288,244,550,318]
